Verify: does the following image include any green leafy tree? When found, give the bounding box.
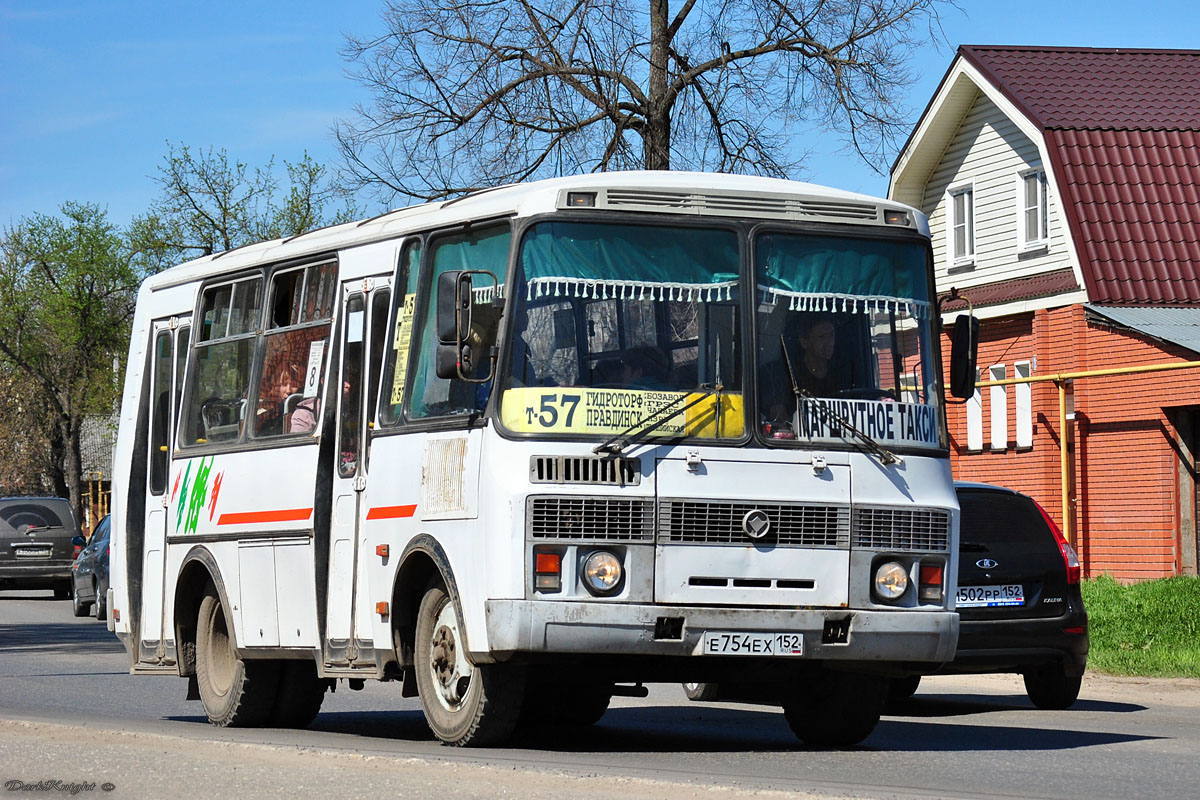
[0,203,141,520]
[0,364,63,497]
[337,0,957,202]
[130,142,361,270]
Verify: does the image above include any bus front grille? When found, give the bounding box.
[851,506,951,551]
[529,455,640,486]
[527,496,655,541]
[657,499,850,547]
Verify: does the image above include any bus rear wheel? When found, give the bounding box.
[414,582,523,746]
[268,660,330,728]
[196,585,279,727]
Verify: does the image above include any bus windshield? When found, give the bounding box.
[499,220,744,441]
[497,220,942,452]
[755,232,943,450]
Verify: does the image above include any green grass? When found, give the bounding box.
[1081,574,1200,678]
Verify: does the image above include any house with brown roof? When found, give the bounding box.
[890,45,1200,581]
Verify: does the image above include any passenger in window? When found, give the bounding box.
[289,394,320,433]
[760,313,843,426]
[258,365,303,436]
[795,315,839,396]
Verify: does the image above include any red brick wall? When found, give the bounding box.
[942,304,1200,581]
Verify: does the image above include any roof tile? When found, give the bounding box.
[956,47,1200,305]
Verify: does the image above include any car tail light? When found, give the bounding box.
[72,545,82,559]
[1033,500,1081,584]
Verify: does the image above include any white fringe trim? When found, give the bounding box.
[525,277,737,303]
[757,285,930,319]
[471,283,506,303]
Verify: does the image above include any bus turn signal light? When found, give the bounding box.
[919,563,944,603]
[375,601,389,618]
[534,551,562,592]
[375,544,389,559]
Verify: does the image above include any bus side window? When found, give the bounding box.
[366,289,391,431]
[149,330,172,494]
[408,227,510,420]
[181,276,262,446]
[339,294,366,477]
[379,241,421,426]
[250,261,337,439]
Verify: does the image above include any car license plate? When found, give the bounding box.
[957,584,1024,608]
[701,632,804,656]
[15,547,52,558]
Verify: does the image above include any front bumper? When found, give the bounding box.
[484,600,958,663]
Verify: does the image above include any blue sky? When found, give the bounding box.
[1,1,1195,230]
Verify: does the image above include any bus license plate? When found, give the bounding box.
[701,632,804,656]
[957,584,1024,608]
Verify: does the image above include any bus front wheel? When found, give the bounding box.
[414,582,524,746]
[782,671,887,747]
[195,585,279,727]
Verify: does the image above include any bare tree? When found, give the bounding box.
[337,0,954,202]
[129,143,361,270]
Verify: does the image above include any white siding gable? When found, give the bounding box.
[922,92,1072,292]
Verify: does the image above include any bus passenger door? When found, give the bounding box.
[325,281,390,666]
[141,318,190,664]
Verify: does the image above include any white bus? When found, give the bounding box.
[110,172,977,747]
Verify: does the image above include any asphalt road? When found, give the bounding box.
[2,588,1199,800]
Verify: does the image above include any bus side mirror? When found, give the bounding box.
[435,271,465,380]
[435,342,473,380]
[434,270,498,382]
[436,271,471,345]
[949,314,979,399]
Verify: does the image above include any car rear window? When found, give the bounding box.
[957,490,1053,546]
[0,500,70,537]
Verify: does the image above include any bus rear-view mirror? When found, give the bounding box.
[436,271,472,345]
[949,314,979,399]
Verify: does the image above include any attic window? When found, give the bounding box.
[1019,169,1049,250]
[948,184,975,267]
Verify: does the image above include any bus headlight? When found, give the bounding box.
[582,551,622,595]
[873,561,909,602]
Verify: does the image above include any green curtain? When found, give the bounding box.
[756,234,931,317]
[520,221,739,302]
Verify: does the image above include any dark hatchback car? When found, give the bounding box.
[684,482,1088,710]
[0,497,82,598]
[890,482,1089,708]
[71,515,111,619]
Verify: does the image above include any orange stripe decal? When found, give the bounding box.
[217,508,314,525]
[366,504,417,521]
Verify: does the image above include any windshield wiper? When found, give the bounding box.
[593,384,722,455]
[779,336,903,466]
